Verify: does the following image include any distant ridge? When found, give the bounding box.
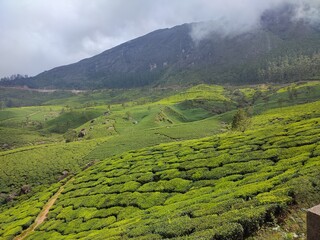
[2,3,320,89]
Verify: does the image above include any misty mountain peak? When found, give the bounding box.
[260,3,296,28]
[260,2,320,36]
[2,3,320,89]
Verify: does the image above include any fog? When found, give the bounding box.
[190,0,320,42]
[0,0,319,78]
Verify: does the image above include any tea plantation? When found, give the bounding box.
[0,100,315,239]
[0,182,62,240]
[0,140,102,195]
[0,82,320,239]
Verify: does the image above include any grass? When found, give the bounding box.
[0,88,74,108]
[81,104,223,160]
[1,81,320,239]
[0,127,56,149]
[0,106,63,149]
[0,139,103,197]
[45,108,105,134]
[0,99,315,239]
[158,84,231,104]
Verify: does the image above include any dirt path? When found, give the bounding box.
[14,184,66,240]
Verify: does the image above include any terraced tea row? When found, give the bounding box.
[0,183,62,240]
[1,84,320,239]
[21,101,320,239]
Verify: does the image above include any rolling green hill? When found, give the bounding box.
[0,98,319,239]
[0,81,319,239]
[1,82,320,197]
[1,4,320,239]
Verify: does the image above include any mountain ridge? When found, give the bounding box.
[2,4,320,89]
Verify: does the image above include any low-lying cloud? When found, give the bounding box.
[1,0,320,78]
[190,0,320,43]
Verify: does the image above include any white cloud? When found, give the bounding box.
[190,0,320,42]
[0,0,319,78]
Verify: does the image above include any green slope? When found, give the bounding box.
[0,182,62,240]
[0,140,102,197]
[1,82,320,239]
[0,100,317,239]
[1,82,320,195]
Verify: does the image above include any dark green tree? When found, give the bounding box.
[63,129,78,143]
[231,108,251,132]
[0,101,6,110]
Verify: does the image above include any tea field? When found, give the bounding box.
[0,140,102,197]
[0,181,64,240]
[0,99,317,239]
[0,82,320,239]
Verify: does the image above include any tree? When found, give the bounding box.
[124,111,132,121]
[252,90,262,104]
[0,101,6,110]
[231,108,251,132]
[287,87,294,101]
[63,129,78,143]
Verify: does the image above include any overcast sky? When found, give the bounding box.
[0,0,319,78]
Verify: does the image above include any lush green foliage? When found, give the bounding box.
[1,82,320,239]
[0,88,73,108]
[0,140,101,197]
[159,84,230,104]
[45,108,104,134]
[19,100,320,239]
[0,106,63,148]
[231,108,251,131]
[257,53,320,83]
[0,183,61,240]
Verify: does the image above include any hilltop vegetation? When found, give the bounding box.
[0,81,320,239]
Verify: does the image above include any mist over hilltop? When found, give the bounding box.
[1,0,320,78]
[1,1,320,89]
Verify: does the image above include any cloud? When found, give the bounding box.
[0,0,177,77]
[190,0,320,43]
[293,1,320,24]
[0,0,319,78]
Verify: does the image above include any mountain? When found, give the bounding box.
[2,3,320,89]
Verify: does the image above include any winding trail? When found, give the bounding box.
[14,181,69,240]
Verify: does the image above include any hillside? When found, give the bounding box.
[1,82,320,195]
[2,1,320,239]
[2,3,320,89]
[0,82,319,239]
[0,98,319,239]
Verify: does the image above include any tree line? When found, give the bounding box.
[257,52,320,83]
[0,74,29,82]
